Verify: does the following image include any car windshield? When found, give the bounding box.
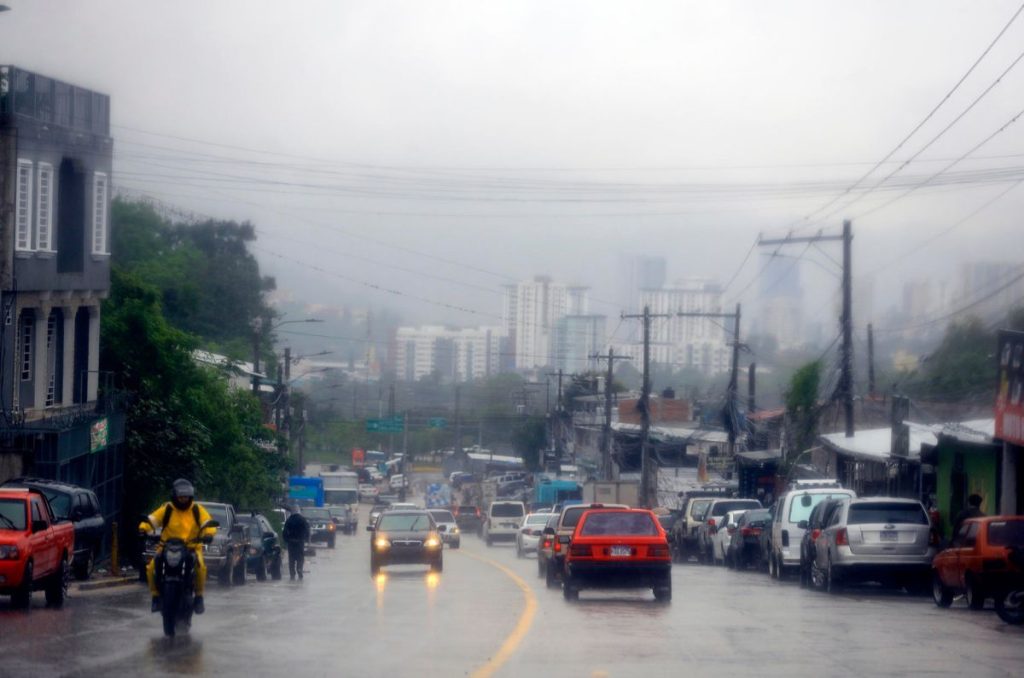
[525,514,551,525]
[846,502,928,525]
[743,509,772,525]
[788,494,850,524]
[0,499,27,530]
[202,505,229,525]
[378,513,431,532]
[40,490,71,519]
[580,512,659,536]
[429,510,455,523]
[987,520,1024,547]
[491,503,524,518]
[690,500,712,519]
[303,508,331,520]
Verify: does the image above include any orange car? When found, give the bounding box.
[931,515,1024,610]
[560,508,672,602]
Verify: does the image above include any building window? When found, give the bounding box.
[36,162,54,252]
[92,172,108,254]
[16,159,33,251]
[20,313,33,381]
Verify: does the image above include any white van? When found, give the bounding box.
[769,481,856,579]
[481,501,526,546]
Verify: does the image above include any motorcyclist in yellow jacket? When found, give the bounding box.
[139,479,216,614]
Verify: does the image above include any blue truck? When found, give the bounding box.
[288,476,324,508]
[533,479,582,509]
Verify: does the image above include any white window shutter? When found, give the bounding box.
[36,163,53,251]
[16,160,33,251]
[92,172,108,254]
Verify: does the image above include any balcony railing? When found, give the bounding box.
[0,66,110,135]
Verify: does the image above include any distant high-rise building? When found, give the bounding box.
[634,256,667,291]
[503,276,588,369]
[393,326,504,382]
[757,254,804,349]
[902,280,933,323]
[958,261,1024,322]
[554,315,607,373]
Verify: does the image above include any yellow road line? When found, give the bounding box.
[461,550,538,678]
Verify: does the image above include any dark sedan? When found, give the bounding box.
[367,510,443,575]
[302,507,338,548]
[726,508,772,570]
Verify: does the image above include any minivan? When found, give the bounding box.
[481,501,526,545]
[770,483,856,578]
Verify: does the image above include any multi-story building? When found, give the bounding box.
[615,279,729,374]
[957,261,1024,322]
[503,276,589,370]
[553,314,607,373]
[393,325,504,382]
[757,254,804,350]
[0,67,123,540]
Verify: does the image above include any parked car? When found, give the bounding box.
[369,498,393,526]
[812,497,936,593]
[302,507,338,548]
[428,509,461,548]
[236,512,283,581]
[3,477,104,581]
[561,508,672,602]
[199,501,250,586]
[540,502,629,588]
[769,482,856,579]
[0,487,75,608]
[453,505,482,532]
[671,496,715,562]
[696,499,763,564]
[516,512,554,558]
[932,515,1024,611]
[656,510,684,553]
[481,501,527,546]
[709,510,748,565]
[797,498,847,587]
[726,508,772,570]
[367,510,442,575]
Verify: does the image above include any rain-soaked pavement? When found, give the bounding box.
[3,529,1023,677]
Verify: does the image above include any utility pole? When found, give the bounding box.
[453,385,462,457]
[590,349,632,481]
[620,305,668,507]
[867,323,876,398]
[759,221,854,437]
[388,383,396,454]
[727,304,742,455]
[546,369,565,463]
[251,325,262,394]
[748,362,757,413]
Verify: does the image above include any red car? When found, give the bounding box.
[0,488,75,608]
[561,508,672,602]
[931,515,1024,611]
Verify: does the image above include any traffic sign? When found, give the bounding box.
[428,417,447,429]
[366,417,404,433]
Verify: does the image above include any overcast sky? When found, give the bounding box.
[3,1,1023,341]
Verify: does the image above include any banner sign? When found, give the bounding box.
[996,330,1024,445]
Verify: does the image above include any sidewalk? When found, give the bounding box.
[75,566,143,592]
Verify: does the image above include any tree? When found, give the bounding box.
[511,416,547,471]
[783,360,821,470]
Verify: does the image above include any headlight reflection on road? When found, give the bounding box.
[425,572,440,590]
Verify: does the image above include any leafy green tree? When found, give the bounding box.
[783,360,821,469]
[512,416,547,471]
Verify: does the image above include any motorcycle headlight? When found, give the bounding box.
[164,548,184,568]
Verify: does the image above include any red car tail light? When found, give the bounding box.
[542,539,552,549]
[707,518,717,527]
[649,544,670,558]
[570,545,592,557]
[741,527,762,537]
[811,529,821,541]
[835,528,848,546]
[554,541,562,553]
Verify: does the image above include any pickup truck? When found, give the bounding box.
[198,501,250,585]
[0,487,75,608]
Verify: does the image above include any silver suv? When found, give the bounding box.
[769,483,856,579]
[811,497,936,593]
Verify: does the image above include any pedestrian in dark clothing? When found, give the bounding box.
[282,507,310,580]
[952,494,985,538]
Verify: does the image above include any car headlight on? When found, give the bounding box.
[375,537,390,550]
[249,547,260,556]
[451,527,459,535]
[424,536,441,549]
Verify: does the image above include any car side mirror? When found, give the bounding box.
[798,520,809,530]
[32,519,48,533]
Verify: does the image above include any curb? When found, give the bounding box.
[76,576,141,592]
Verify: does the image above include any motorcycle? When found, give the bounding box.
[140,517,219,637]
[995,546,1024,626]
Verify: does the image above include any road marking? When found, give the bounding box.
[461,549,537,678]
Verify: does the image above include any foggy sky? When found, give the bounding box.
[2,1,1023,342]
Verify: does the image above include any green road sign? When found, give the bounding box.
[427,417,447,429]
[366,417,404,433]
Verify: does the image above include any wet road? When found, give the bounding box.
[3,531,1023,677]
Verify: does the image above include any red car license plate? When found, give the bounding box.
[610,545,631,557]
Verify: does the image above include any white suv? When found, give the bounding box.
[769,481,856,579]
[481,501,526,546]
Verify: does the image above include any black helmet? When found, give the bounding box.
[172,478,195,500]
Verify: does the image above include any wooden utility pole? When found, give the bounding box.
[759,222,854,437]
[621,306,668,507]
[748,362,757,413]
[590,349,632,480]
[867,323,876,398]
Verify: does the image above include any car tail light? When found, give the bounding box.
[570,544,592,557]
[707,518,717,527]
[811,529,821,541]
[741,527,762,537]
[835,528,848,546]
[727,526,736,535]
[649,544,670,558]
[328,523,336,532]
[542,539,552,549]
[554,541,561,553]
[475,508,481,518]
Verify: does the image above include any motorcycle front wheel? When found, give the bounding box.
[162,581,181,637]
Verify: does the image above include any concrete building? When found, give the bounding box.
[393,325,504,382]
[503,276,589,370]
[0,67,123,541]
[615,279,729,374]
[553,314,607,373]
[757,254,804,350]
[957,261,1024,322]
